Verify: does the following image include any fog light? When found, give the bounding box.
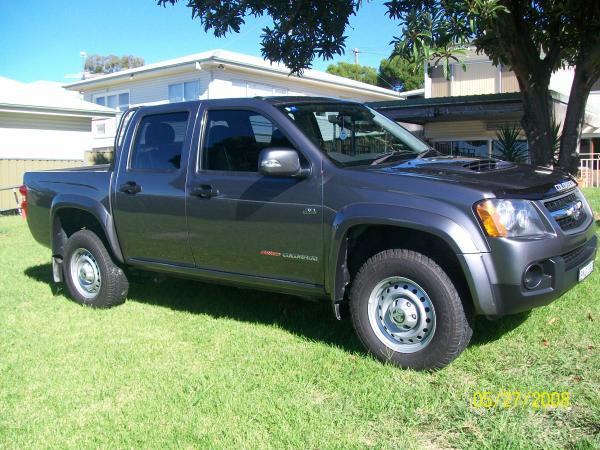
[523,264,544,290]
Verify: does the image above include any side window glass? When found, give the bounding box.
[130,112,189,170]
[203,110,293,172]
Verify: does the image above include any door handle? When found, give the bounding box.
[190,184,220,198]
[119,181,142,195]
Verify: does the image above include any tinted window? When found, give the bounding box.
[130,112,189,170]
[203,110,292,172]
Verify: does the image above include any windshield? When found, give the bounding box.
[276,102,430,167]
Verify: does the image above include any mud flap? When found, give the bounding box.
[52,256,63,283]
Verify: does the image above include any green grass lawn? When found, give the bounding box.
[1,190,599,449]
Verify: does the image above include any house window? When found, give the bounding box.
[94,92,129,111]
[168,80,200,103]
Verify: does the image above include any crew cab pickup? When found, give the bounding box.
[22,97,597,369]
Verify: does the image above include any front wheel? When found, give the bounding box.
[350,249,472,370]
[63,229,129,308]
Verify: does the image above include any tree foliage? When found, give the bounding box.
[157,0,357,74]
[378,57,423,91]
[386,0,600,171]
[157,0,600,172]
[326,62,378,86]
[85,54,145,74]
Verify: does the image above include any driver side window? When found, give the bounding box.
[202,109,293,172]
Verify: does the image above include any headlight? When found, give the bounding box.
[474,199,546,237]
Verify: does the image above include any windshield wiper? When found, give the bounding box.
[370,150,415,165]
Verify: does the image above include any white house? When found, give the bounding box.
[64,49,422,152]
[0,77,116,211]
[0,77,115,160]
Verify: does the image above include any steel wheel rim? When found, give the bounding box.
[70,248,101,300]
[368,276,436,353]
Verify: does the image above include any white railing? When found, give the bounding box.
[579,153,600,188]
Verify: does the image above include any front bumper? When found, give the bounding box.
[489,234,596,316]
[459,228,597,317]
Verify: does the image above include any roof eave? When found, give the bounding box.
[64,52,404,100]
[0,103,117,118]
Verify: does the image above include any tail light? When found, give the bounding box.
[19,185,27,218]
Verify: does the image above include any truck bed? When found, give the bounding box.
[23,167,113,249]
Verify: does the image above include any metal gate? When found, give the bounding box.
[579,153,600,188]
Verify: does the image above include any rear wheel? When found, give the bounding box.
[63,229,128,308]
[350,249,472,370]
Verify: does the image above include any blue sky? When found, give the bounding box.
[0,0,401,83]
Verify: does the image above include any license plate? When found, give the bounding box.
[578,260,594,282]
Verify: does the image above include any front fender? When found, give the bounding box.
[326,202,489,304]
[50,194,124,263]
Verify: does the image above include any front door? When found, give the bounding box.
[113,105,197,266]
[186,107,323,285]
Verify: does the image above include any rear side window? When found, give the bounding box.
[130,112,189,170]
[202,109,293,172]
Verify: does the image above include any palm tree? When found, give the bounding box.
[494,124,528,163]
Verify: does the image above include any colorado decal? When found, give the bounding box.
[259,250,319,262]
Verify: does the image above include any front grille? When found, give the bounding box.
[544,192,588,232]
[561,244,588,270]
[544,193,577,213]
[556,213,587,231]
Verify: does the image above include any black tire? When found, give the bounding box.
[350,249,473,370]
[63,229,128,308]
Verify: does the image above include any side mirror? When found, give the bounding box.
[258,148,308,178]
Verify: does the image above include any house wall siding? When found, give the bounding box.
[83,70,212,106]
[452,62,496,96]
[209,69,386,101]
[425,120,491,140]
[501,70,519,93]
[0,112,92,160]
[428,62,520,98]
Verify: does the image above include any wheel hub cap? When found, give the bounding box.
[368,277,436,353]
[70,248,101,299]
[79,263,95,284]
[390,299,418,327]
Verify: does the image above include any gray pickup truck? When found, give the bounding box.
[22,97,597,369]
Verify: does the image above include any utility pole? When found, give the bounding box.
[352,48,359,65]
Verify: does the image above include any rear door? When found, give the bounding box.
[113,103,198,265]
[185,103,324,285]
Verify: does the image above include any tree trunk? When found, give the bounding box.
[518,81,555,167]
[559,65,594,174]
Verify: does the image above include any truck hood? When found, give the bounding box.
[363,156,576,199]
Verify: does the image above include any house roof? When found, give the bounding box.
[64,49,423,100]
[369,92,524,123]
[370,91,600,127]
[0,77,116,118]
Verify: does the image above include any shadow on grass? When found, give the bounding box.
[25,263,530,354]
[25,263,364,354]
[470,311,530,346]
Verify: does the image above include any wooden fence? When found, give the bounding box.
[0,159,83,212]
